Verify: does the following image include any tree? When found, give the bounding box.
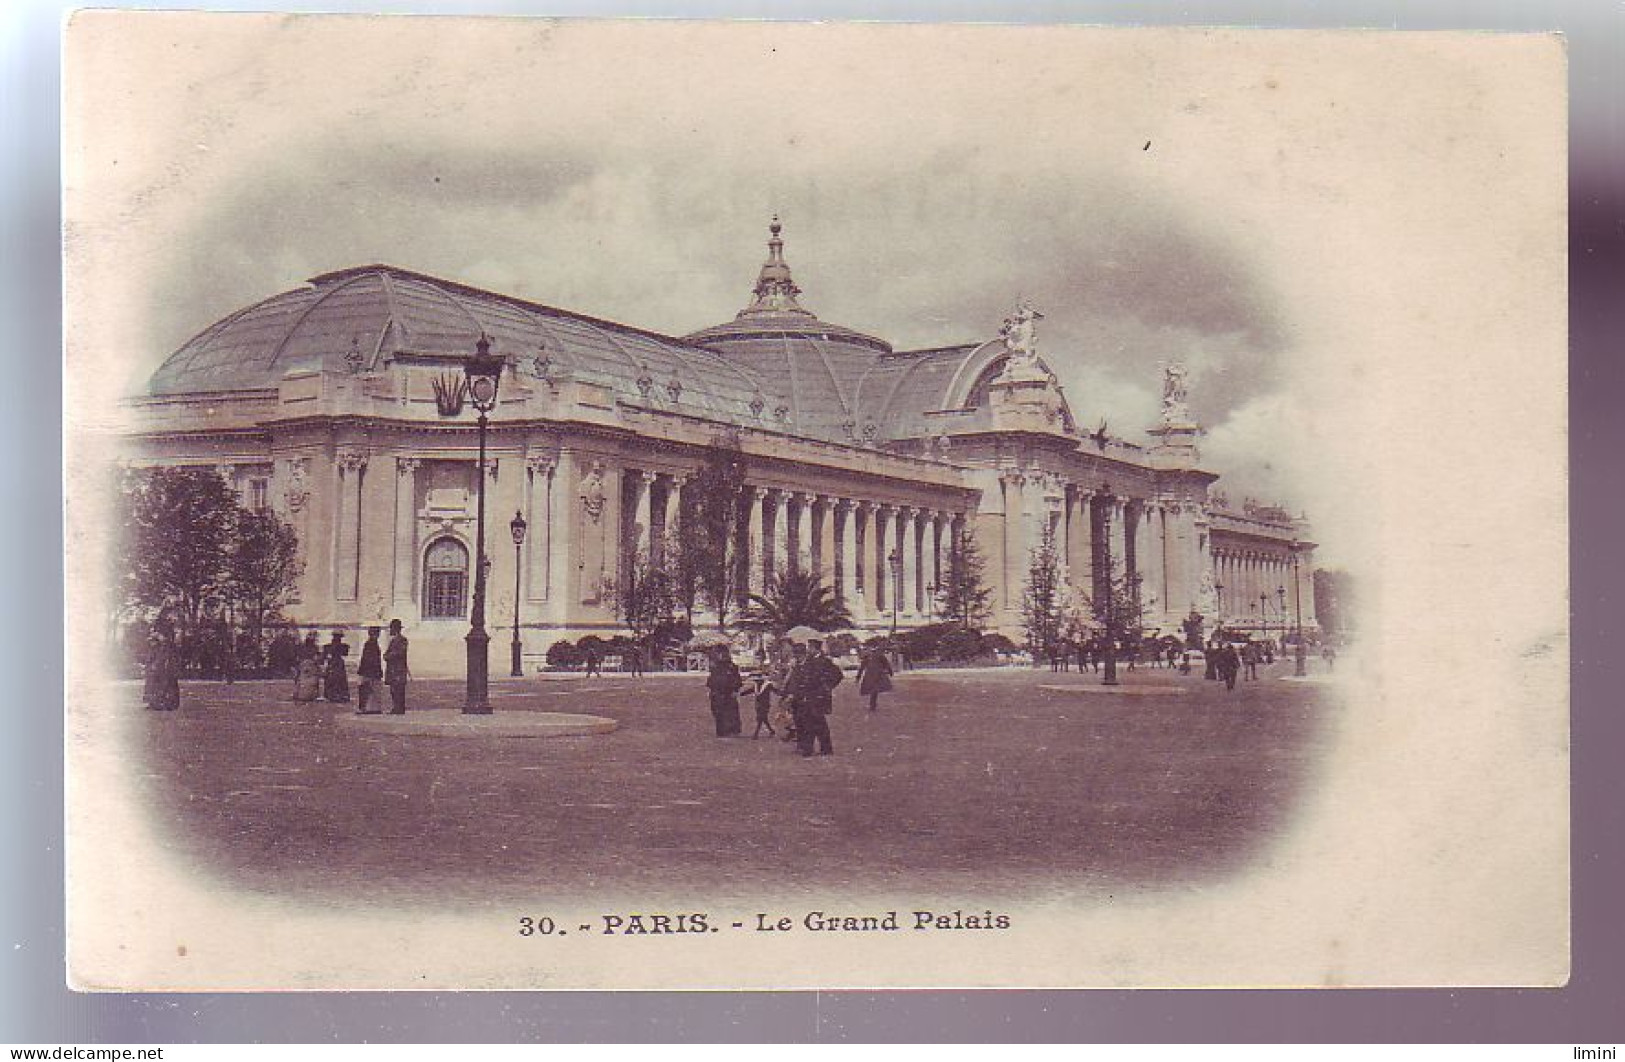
[1312,568,1354,638]
[936,524,994,631]
[117,466,238,648]
[223,507,304,649]
[1020,524,1065,663]
[614,545,677,666]
[679,434,750,631]
[738,568,853,636]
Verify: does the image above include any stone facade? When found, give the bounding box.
[120,223,1315,672]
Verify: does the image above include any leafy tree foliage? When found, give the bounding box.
[675,434,749,630]
[1312,568,1353,637]
[117,466,237,639]
[738,568,853,636]
[614,545,678,666]
[936,524,994,631]
[224,508,304,645]
[117,466,305,671]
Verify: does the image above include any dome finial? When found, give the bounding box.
[737,214,811,318]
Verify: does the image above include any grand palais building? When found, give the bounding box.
[123,220,1317,672]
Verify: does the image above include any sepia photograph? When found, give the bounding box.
[61,15,1568,991]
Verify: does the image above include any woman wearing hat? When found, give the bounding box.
[704,645,744,737]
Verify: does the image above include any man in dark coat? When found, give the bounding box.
[384,619,411,714]
[1216,642,1241,692]
[356,626,384,714]
[786,638,844,757]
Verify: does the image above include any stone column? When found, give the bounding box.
[852,502,869,618]
[744,486,765,596]
[874,504,893,615]
[898,508,917,619]
[832,500,850,605]
[794,493,814,577]
[524,453,555,603]
[999,472,1026,614]
[392,457,420,608]
[1140,504,1163,621]
[628,469,653,561]
[815,496,836,587]
[334,448,368,602]
[651,473,674,566]
[547,450,578,624]
[931,512,945,610]
[1109,497,1128,584]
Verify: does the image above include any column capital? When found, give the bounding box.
[525,452,557,476]
[396,456,422,476]
[337,448,369,472]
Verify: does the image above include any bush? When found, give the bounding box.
[981,632,1019,655]
[824,632,861,657]
[900,622,958,662]
[937,626,985,661]
[546,639,586,669]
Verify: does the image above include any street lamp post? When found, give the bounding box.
[1214,580,1225,636]
[463,334,505,714]
[1276,585,1287,656]
[509,510,527,677]
[1290,543,1306,676]
[887,549,901,637]
[1101,575,1119,686]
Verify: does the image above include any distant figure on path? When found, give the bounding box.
[322,630,351,703]
[855,646,893,712]
[584,646,603,679]
[1242,641,1261,681]
[356,626,384,714]
[384,619,411,714]
[705,645,743,737]
[1216,642,1241,692]
[143,621,181,712]
[292,630,322,702]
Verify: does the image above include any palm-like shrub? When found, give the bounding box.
[738,569,853,635]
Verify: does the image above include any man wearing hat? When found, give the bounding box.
[785,635,844,757]
[355,625,385,714]
[383,619,411,714]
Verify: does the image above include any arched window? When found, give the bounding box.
[423,537,469,619]
[964,359,1007,410]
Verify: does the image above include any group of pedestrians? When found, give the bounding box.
[706,639,894,758]
[288,622,411,711]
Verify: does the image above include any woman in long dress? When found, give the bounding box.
[292,631,322,702]
[705,646,743,737]
[144,623,181,711]
[322,630,351,703]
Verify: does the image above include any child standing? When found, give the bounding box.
[747,670,778,739]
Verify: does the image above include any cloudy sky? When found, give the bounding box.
[66,17,1570,567]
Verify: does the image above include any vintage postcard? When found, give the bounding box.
[62,15,1568,990]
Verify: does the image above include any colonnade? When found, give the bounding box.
[1210,545,1299,630]
[997,470,1203,624]
[281,444,1307,639]
[617,468,966,628]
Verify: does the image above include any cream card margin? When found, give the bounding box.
[62,16,1568,990]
